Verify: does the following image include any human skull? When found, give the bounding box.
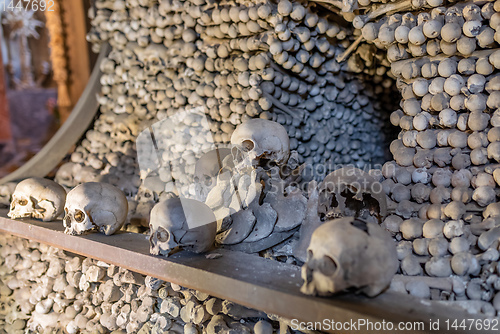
[301,217,398,297]
[8,178,66,222]
[318,167,387,224]
[135,44,167,75]
[64,182,128,235]
[130,184,159,227]
[0,182,17,208]
[231,119,290,172]
[111,114,141,144]
[149,198,217,257]
[194,148,232,201]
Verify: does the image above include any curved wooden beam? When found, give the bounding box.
[0,43,110,185]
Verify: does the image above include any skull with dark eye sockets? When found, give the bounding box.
[318,167,387,224]
[149,198,217,257]
[301,216,398,297]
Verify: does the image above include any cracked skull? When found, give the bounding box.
[230,119,290,172]
[301,217,398,297]
[63,182,128,235]
[8,178,66,222]
[149,197,217,257]
[318,167,387,223]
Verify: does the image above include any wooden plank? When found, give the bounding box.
[0,209,485,334]
[0,44,109,184]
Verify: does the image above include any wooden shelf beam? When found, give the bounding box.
[0,210,485,334]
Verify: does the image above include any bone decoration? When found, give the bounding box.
[64,182,128,236]
[5,0,500,323]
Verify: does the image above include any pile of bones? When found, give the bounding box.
[2,0,500,331]
[0,233,296,333]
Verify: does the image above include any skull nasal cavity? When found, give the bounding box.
[242,140,254,152]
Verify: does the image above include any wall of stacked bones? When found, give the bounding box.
[2,0,500,332]
[0,234,295,334]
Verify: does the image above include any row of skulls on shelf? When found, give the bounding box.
[5,119,397,297]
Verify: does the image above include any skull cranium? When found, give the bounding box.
[63,182,128,235]
[135,44,168,75]
[149,198,217,257]
[230,119,290,172]
[111,114,141,144]
[318,167,387,224]
[301,217,398,297]
[8,178,66,222]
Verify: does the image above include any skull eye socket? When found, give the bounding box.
[157,227,169,242]
[318,255,338,276]
[74,210,85,223]
[18,199,28,206]
[241,140,254,152]
[204,176,213,187]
